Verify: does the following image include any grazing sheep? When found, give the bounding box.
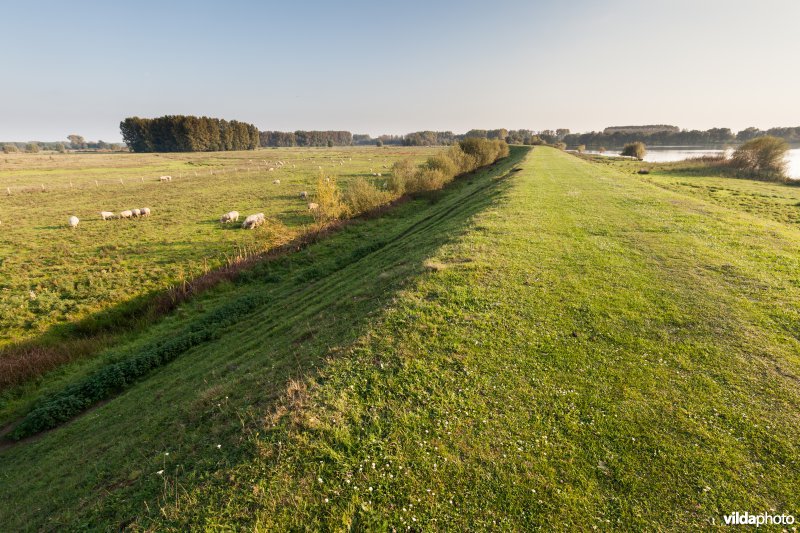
[377,173,382,177]
[220,210,240,223]
[308,202,319,210]
[68,216,79,228]
[140,207,151,217]
[242,212,265,229]
[268,167,275,172]
[299,191,308,199]
[100,211,114,220]
[159,175,172,182]
[119,210,133,219]
[273,179,280,185]
[131,208,141,217]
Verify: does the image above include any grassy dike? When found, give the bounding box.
[2,146,799,529]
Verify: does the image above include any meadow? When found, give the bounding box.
[0,147,438,351]
[0,146,797,530]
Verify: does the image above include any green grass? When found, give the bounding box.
[0,146,438,347]
[1,146,798,530]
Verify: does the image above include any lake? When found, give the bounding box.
[584,147,800,179]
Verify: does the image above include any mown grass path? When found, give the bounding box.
[1,147,798,530]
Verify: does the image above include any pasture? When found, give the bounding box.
[0,146,439,348]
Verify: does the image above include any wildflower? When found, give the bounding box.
[156,470,164,475]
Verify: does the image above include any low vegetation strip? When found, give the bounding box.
[153,147,798,529]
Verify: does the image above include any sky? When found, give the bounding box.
[2,0,799,142]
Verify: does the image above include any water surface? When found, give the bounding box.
[585,147,800,179]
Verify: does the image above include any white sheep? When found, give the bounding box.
[268,167,275,172]
[299,191,308,199]
[308,202,319,210]
[68,216,79,228]
[220,210,240,223]
[100,211,114,220]
[131,208,141,217]
[159,175,172,182]
[140,207,151,217]
[119,210,133,219]
[273,179,280,185]
[242,212,265,229]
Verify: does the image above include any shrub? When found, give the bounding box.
[459,138,504,167]
[407,168,448,193]
[2,144,18,154]
[425,153,458,181]
[730,136,788,179]
[314,174,346,223]
[442,144,478,174]
[343,177,392,215]
[56,143,66,153]
[375,139,383,147]
[388,158,416,195]
[554,142,567,150]
[577,144,586,153]
[621,142,646,160]
[25,143,40,153]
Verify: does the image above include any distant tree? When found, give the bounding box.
[376,139,383,147]
[487,129,508,141]
[25,142,40,153]
[556,128,570,140]
[327,139,334,147]
[730,136,788,178]
[621,142,646,160]
[67,135,86,150]
[736,127,764,142]
[55,143,66,153]
[2,144,18,154]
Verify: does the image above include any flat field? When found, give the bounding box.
[0,147,438,346]
[0,147,797,530]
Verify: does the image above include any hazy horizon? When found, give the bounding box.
[3,0,799,142]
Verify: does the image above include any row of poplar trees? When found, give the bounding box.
[120,116,260,152]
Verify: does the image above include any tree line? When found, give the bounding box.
[259,131,353,147]
[120,116,259,152]
[563,126,800,149]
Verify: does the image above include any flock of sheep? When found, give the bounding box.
[68,207,151,228]
[62,156,377,230]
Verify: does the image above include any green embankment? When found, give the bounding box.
[1,146,799,530]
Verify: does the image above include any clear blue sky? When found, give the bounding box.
[2,0,798,142]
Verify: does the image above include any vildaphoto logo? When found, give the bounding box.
[722,511,796,527]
